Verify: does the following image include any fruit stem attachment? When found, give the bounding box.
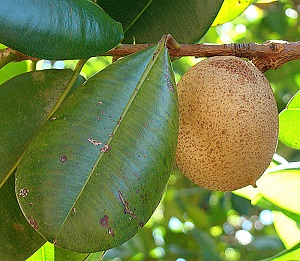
[46,58,87,121]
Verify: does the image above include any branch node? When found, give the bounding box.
[264,40,287,53]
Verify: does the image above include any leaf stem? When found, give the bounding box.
[47,58,87,120]
[0,50,18,69]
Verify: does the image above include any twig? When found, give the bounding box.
[104,36,300,72]
[2,35,300,72]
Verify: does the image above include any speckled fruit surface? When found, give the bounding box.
[175,56,278,191]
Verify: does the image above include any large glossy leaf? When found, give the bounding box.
[279,90,300,149]
[0,0,123,59]
[212,0,255,26]
[256,163,300,215]
[0,69,84,187]
[96,0,223,43]
[16,40,178,252]
[0,174,46,261]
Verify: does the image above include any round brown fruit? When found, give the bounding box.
[175,56,278,191]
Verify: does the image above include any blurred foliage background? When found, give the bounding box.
[2,0,299,260]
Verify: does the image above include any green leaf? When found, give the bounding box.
[96,0,223,43]
[286,90,300,108]
[84,252,105,261]
[212,0,255,26]
[256,163,300,215]
[260,242,300,261]
[273,211,300,249]
[0,174,46,261]
[0,69,83,187]
[0,0,123,59]
[26,242,55,261]
[234,185,260,201]
[55,246,89,261]
[16,40,178,252]
[0,60,29,85]
[236,188,300,225]
[279,91,300,149]
[27,242,102,261]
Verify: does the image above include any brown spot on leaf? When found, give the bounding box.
[152,50,159,61]
[108,227,115,237]
[100,144,111,153]
[100,215,109,227]
[12,223,25,232]
[28,216,38,230]
[59,155,67,163]
[118,191,137,219]
[117,117,122,125]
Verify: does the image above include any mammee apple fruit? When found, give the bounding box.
[175,56,278,191]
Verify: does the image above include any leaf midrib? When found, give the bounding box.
[124,0,154,34]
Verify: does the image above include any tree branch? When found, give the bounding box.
[2,35,300,73]
[105,36,300,72]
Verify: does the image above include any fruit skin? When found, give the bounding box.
[175,56,278,191]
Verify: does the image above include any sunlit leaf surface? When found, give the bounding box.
[0,60,28,85]
[279,91,300,149]
[273,211,300,249]
[26,241,100,261]
[26,242,55,261]
[256,163,300,215]
[212,0,255,26]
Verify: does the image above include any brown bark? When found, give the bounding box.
[105,36,300,72]
[2,35,300,72]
